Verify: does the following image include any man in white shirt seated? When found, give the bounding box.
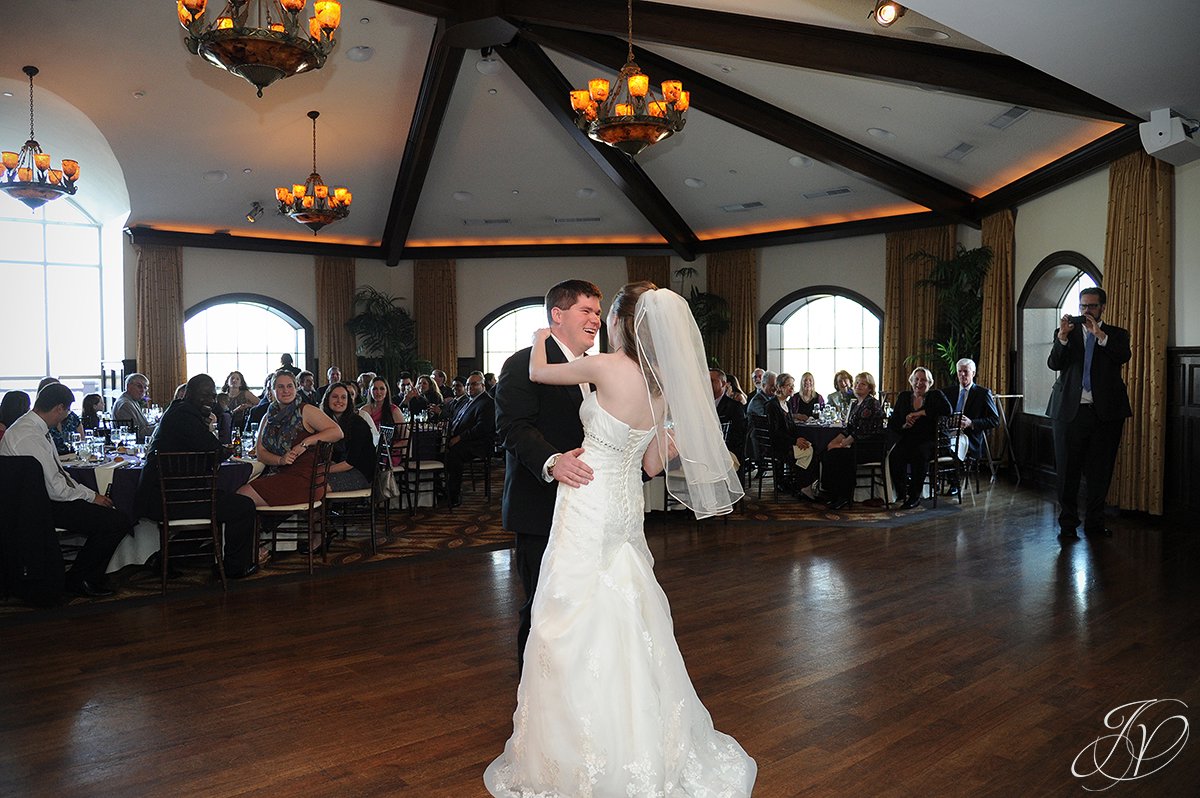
[0,383,130,597]
[112,372,154,441]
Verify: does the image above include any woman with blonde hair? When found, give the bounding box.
[887,366,952,509]
[804,371,885,510]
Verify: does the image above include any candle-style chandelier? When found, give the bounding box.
[275,111,351,234]
[177,0,342,98]
[569,0,689,157]
[1,66,79,212]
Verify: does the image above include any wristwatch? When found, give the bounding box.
[546,453,562,478]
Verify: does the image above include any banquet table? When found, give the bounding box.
[63,455,262,572]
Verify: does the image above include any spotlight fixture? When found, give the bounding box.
[870,1,907,27]
[275,111,351,234]
[245,201,264,222]
[177,0,342,98]
[1,66,80,211]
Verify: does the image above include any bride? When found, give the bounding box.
[484,282,756,797]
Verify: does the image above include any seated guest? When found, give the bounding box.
[431,369,449,396]
[0,383,130,597]
[365,377,406,464]
[38,377,82,454]
[710,369,747,464]
[297,370,317,405]
[320,382,377,492]
[133,374,258,579]
[806,372,885,510]
[787,372,825,421]
[316,366,342,402]
[943,357,1000,461]
[80,393,104,431]
[418,374,444,414]
[744,370,777,462]
[887,366,953,509]
[827,369,855,416]
[444,373,496,506]
[344,381,380,446]
[725,374,748,405]
[222,370,258,429]
[356,372,377,404]
[112,372,154,441]
[277,353,301,377]
[767,373,816,490]
[443,376,468,419]
[245,372,275,430]
[746,368,766,405]
[1,389,33,442]
[236,371,343,532]
[483,372,497,397]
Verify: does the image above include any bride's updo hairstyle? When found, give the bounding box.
[609,281,662,395]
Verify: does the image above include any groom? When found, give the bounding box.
[496,279,603,672]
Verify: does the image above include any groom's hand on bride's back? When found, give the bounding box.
[551,447,593,488]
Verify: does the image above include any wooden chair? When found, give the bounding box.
[400,419,447,513]
[853,436,890,504]
[156,450,224,595]
[255,441,333,575]
[927,413,966,508]
[375,425,403,536]
[749,424,781,499]
[324,439,381,556]
[464,449,494,502]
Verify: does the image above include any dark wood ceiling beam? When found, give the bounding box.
[502,1,1137,124]
[382,19,466,266]
[400,242,678,260]
[524,25,978,226]
[125,227,384,260]
[497,35,700,261]
[695,213,946,254]
[972,125,1141,217]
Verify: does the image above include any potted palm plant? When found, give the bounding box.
[908,244,993,385]
[345,286,430,379]
[673,267,731,365]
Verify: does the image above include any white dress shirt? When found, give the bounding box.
[0,411,96,503]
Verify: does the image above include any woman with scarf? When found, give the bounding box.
[236,370,342,508]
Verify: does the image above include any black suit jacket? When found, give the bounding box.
[134,399,231,519]
[943,383,1000,459]
[449,393,496,459]
[1047,322,1132,422]
[764,398,801,460]
[715,395,747,460]
[497,340,586,536]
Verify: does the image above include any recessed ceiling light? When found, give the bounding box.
[576,187,597,199]
[713,63,736,74]
[203,170,228,183]
[242,168,253,175]
[488,88,498,96]
[132,90,146,99]
[788,155,813,168]
[476,57,501,75]
[908,27,950,40]
[881,105,893,112]
[359,16,370,24]
[683,177,706,188]
[728,169,738,175]
[867,127,895,139]
[346,46,374,62]
[452,191,472,201]
[1,91,12,98]
[511,189,519,196]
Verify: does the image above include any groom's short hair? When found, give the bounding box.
[545,280,602,325]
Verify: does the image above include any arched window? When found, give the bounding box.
[0,195,110,404]
[184,295,312,394]
[477,297,603,377]
[761,287,883,394]
[1018,251,1100,417]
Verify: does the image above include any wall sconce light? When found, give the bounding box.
[871,1,907,27]
[245,201,264,223]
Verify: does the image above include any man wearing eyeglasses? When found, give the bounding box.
[1047,286,1132,542]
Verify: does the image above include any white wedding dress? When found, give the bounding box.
[485,394,756,797]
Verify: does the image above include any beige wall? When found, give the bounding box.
[1175,159,1200,347]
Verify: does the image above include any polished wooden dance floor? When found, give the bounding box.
[2,483,1197,796]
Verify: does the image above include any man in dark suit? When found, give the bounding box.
[744,370,776,462]
[943,357,1000,461]
[316,365,342,403]
[710,368,746,464]
[1047,286,1132,542]
[443,374,496,507]
[134,374,258,578]
[497,279,602,671]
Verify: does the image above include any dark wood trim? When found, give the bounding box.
[124,226,383,260]
[183,293,316,375]
[1165,347,1200,518]
[382,18,466,266]
[472,294,544,374]
[695,213,946,254]
[1015,251,1101,310]
[402,242,676,260]
[757,286,884,375]
[497,35,700,261]
[524,26,978,225]
[504,1,1138,124]
[973,126,1141,217]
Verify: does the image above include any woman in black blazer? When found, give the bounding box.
[811,371,885,509]
[766,373,815,490]
[887,366,952,509]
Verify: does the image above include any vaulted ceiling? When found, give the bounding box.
[4,1,1192,265]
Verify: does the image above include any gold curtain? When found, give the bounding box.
[315,256,357,379]
[135,244,186,398]
[413,259,457,373]
[625,255,672,289]
[705,249,757,383]
[980,209,1015,461]
[882,225,954,397]
[1104,150,1173,515]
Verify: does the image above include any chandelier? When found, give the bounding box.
[177,0,342,98]
[275,111,351,234]
[1,67,79,212]
[569,0,688,157]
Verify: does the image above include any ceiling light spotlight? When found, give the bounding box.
[245,201,264,222]
[871,1,907,27]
